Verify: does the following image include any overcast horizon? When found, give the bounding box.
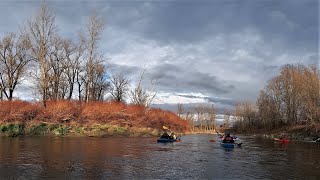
[0,0,318,111]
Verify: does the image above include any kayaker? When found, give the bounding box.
[161,131,170,139]
[223,133,234,143]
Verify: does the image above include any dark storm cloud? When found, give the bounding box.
[108,63,142,77]
[151,102,231,113]
[0,0,318,107]
[174,93,235,106]
[147,63,235,94]
[110,0,318,50]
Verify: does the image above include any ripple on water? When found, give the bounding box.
[0,135,320,179]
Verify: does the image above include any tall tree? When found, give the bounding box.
[177,103,184,118]
[207,104,216,131]
[28,1,56,107]
[84,12,106,102]
[0,33,32,100]
[223,109,231,128]
[47,36,65,100]
[63,35,86,100]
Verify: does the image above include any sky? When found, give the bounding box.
[0,0,318,111]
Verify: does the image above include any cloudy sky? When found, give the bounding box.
[0,0,318,111]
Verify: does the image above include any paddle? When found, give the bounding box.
[236,142,243,146]
[209,129,221,142]
[216,131,224,139]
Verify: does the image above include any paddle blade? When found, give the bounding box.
[162,126,168,130]
[209,140,215,142]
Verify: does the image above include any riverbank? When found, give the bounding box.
[239,124,320,142]
[0,122,217,138]
[0,100,190,137]
[0,122,164,137]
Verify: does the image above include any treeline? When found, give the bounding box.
[177,103,217,131]
[0,2,154,107]
[233,64,320,133]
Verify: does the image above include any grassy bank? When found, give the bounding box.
[0,100,190,137]
[0,122,163,137]
[236,124,320,142]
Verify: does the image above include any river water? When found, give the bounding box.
[0,135,319,179]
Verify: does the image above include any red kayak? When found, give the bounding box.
[274,138,290,143]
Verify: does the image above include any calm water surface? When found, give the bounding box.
[0,135,319,179]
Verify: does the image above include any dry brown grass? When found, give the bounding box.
[0,100,189,133]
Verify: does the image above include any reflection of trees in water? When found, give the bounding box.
[0,136,151,179]
[0,137,43,177]
[253,138,320,178]
[1,136,320,179]
[39,137,150,178]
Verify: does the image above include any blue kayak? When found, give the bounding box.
[157,138,177,143]
[220,142,235,148]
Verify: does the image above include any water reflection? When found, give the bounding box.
[0,135,319,179]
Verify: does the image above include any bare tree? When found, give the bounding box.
[193,104,216,131]
[223,109,231,128]
[47,36,65,100]
[83,12,106,102]
[233,101,257,131]
[130,68,157,107]
[28,1,56,107]
[177,103,184,118]
[207,104,216,131]
[299,65,320,125]
[110,73,129,102]
[0,33,32,100]
[63,35,86,100]
[90,62,109,101]
[194,104,206,130]
[185,111,195,131]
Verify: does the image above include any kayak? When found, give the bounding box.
[220,142,235,148]
[157,138,177,143]
[274,138,290,143]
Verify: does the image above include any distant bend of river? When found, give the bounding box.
[0,135,319,179]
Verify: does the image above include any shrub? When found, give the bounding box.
[27,123,49,135]
[0,100,190,135]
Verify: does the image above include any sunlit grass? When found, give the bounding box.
[0,100,189,137]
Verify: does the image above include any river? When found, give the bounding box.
[0,135,319,179]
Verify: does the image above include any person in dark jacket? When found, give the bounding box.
[160,131,170,139]
[222,133,234,143]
